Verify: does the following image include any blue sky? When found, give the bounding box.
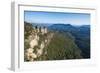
[24,11,90,25]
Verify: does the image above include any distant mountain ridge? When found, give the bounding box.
[31,22,90,28]
[48,24,75,30]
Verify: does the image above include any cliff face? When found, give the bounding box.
[24,22,54,61]
[25,33,54,61]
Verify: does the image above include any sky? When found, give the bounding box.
[24,11,90,25]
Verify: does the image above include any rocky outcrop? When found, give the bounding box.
[24,27,54,61]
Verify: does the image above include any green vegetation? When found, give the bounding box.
[24,22,33,39]
[42,32,82,60]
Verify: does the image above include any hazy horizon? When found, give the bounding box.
[24,11,90,26]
